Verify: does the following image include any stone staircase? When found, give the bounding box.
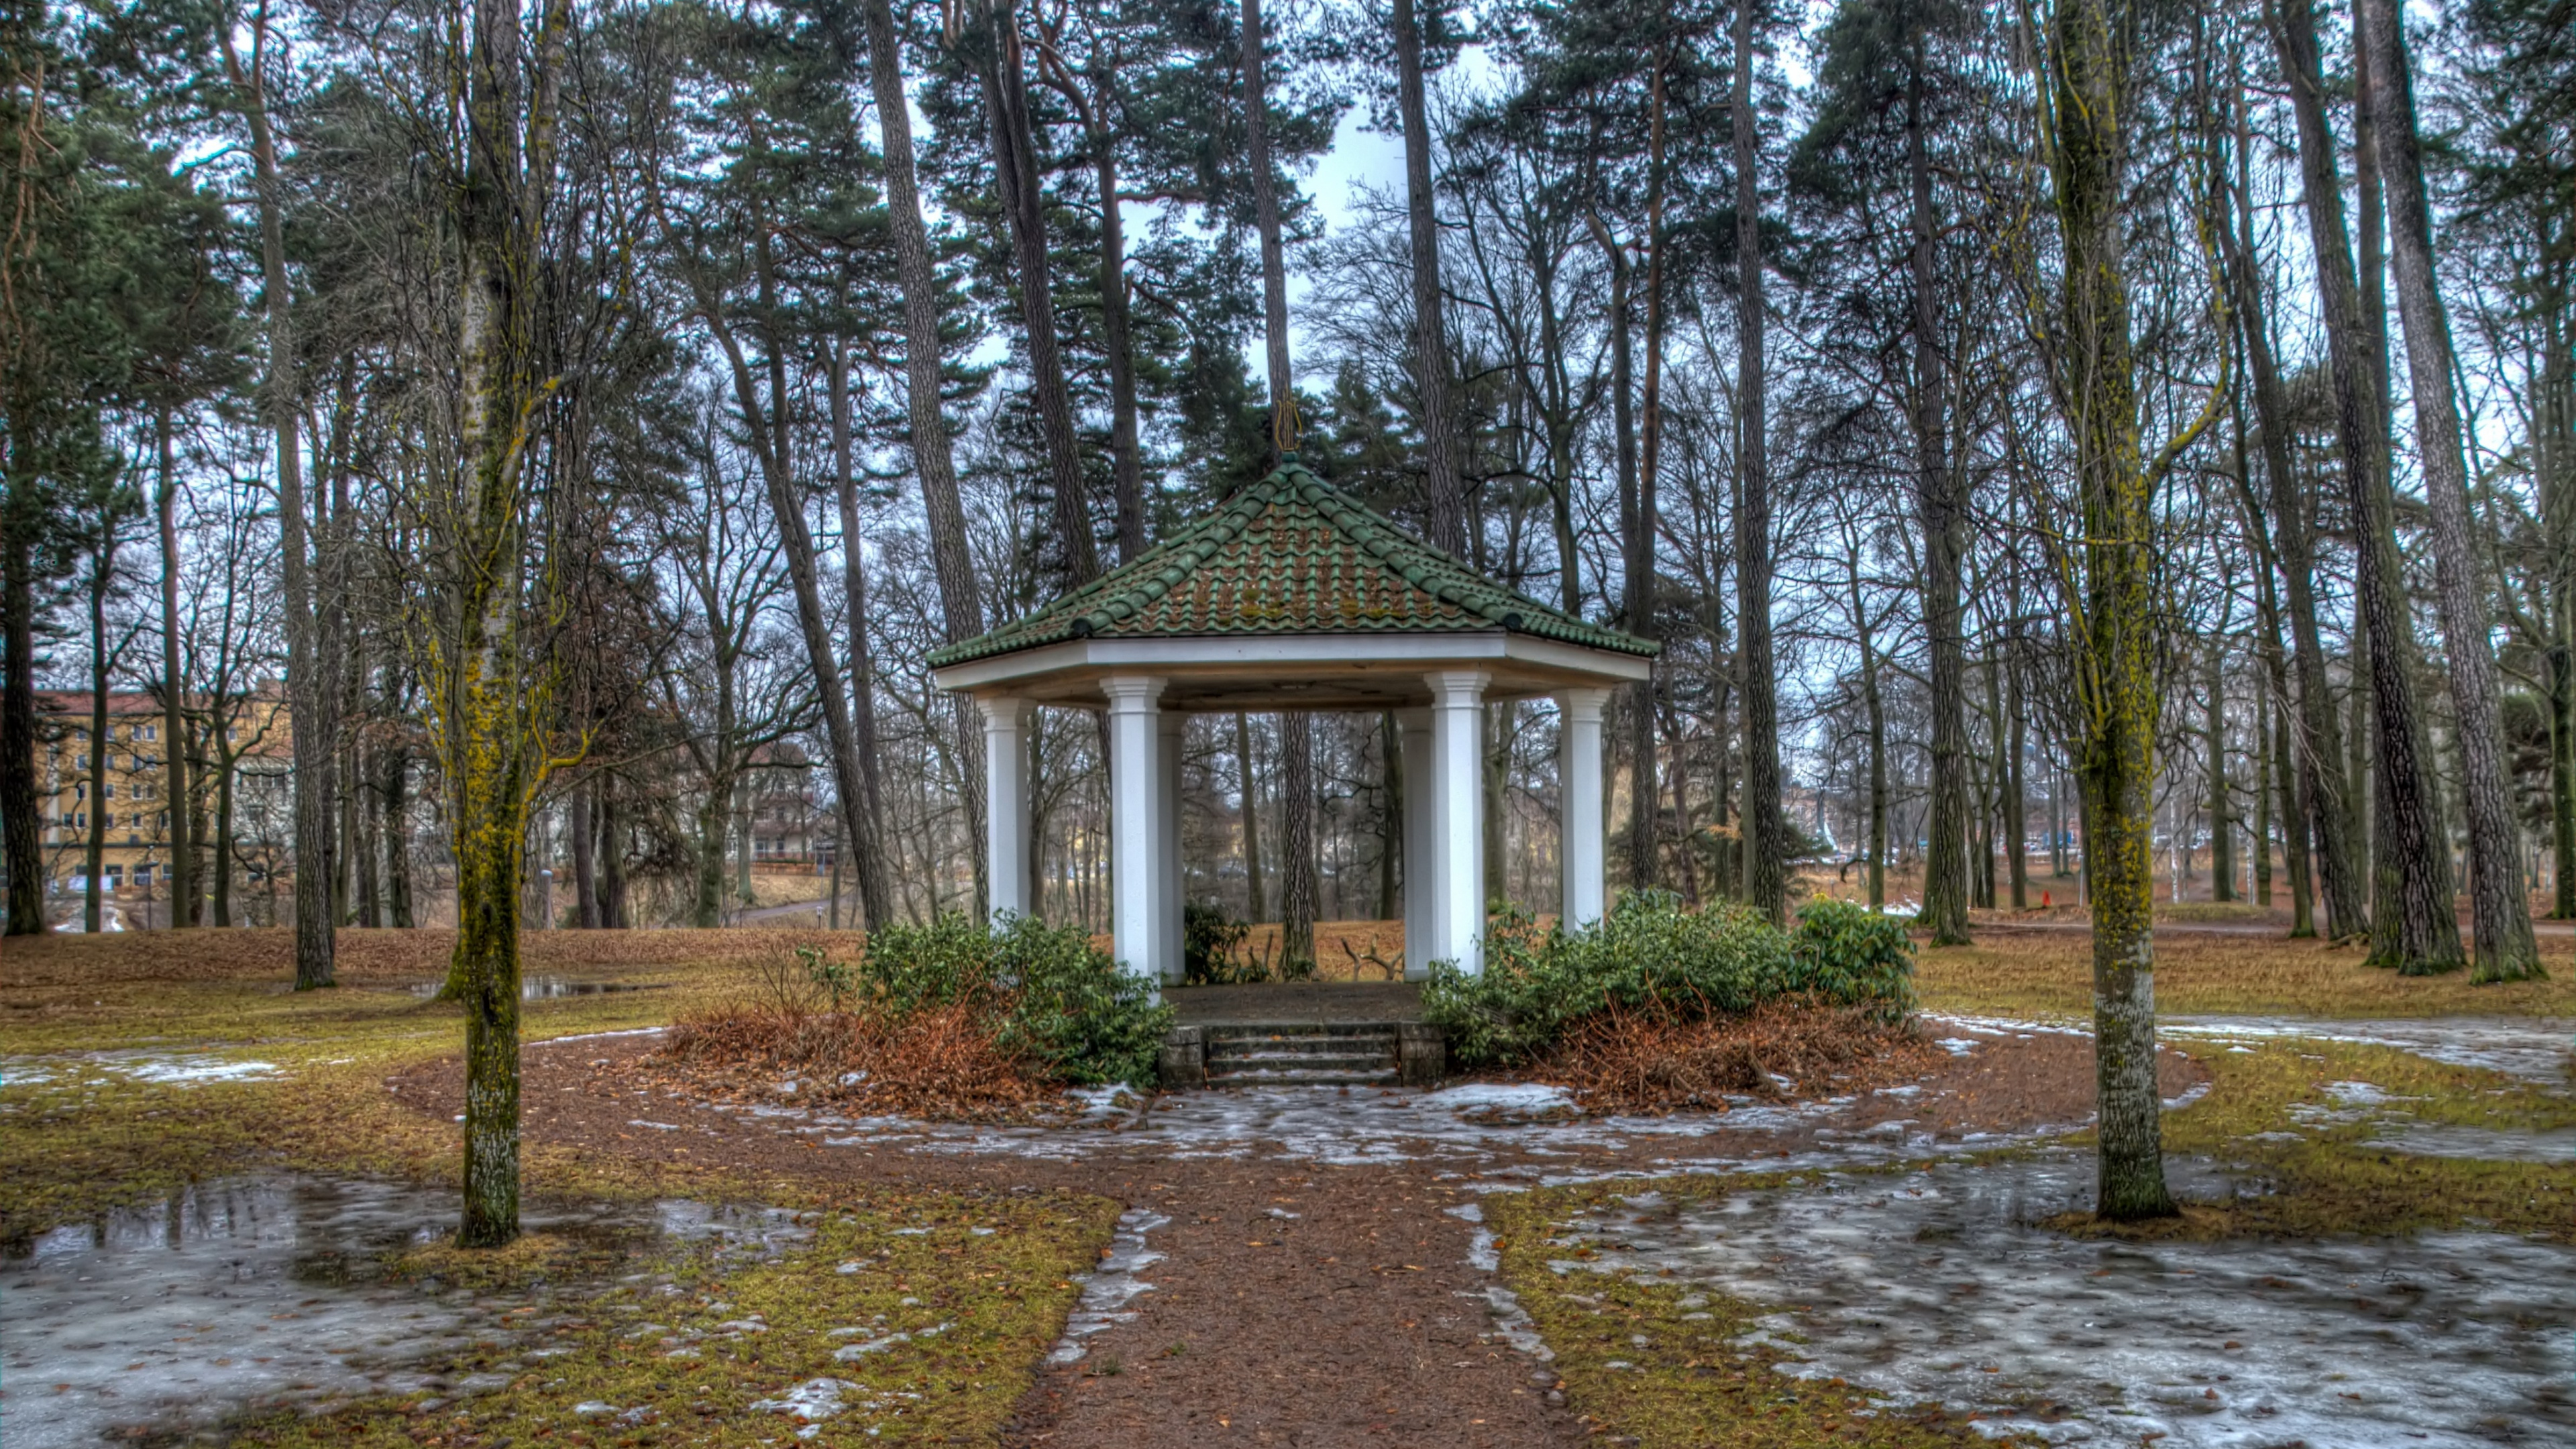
[1160,1020,1444,1089]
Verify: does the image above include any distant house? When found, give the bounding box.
[745,740,828,869]
[35,686,290,899]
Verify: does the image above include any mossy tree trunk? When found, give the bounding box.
[2043,0,2186,1222]
[430,0,575,1250]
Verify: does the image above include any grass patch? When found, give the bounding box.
[2135,1038,2576,1240]
[225,1188,1118,1448]
[1487,1177,2040,1448]
[1,928,1121,1447]
[1915,926,2576,1020]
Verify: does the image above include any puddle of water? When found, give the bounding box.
[1046,1208,1167,1365]
[2163,1016,2575,1086]
[0,1175,810,1448]
[405,977,663,1000]
[1554,1151,2576,1447]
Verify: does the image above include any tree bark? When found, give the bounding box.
[155,412,195,926]
[1243,0,1293,456]
[1280,712,1317,970]
[568,776,596,928]
[1235,711,1264,920]
[1732,15,1782,924]
[1391,0,1464,551]
[2208,642,2233,901]
[828,336,894,929]
[1591,219,1656,890]
[2355,0,2541,981]
[85,543,115,932]
[1909,50,1970,947]
[2049,0,2177,1220]
[975,0,1098,586]
[2007,649,2029,910]
[861,0,987,911]
[222,20,335,988]
[2270,0,2460,971]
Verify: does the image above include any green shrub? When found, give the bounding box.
[1790,896,1917,1022]
[1423,890,1915,1068]
[857,912,1175,1089]
[1182,904,1260,985]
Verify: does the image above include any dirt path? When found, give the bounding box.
[389,1026,2205,1447]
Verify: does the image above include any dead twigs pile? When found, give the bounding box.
[653,1002,1056,1121]
[1543,1000,1942,1113]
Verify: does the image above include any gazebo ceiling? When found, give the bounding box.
[927,461,1656,712]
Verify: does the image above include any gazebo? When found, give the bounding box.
[927,461,1657,989]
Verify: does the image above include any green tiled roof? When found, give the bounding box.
[927,461,1658,668]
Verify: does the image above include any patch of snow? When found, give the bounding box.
[1552,1150,2576,1446]
[748,1377,864,1422]
[1046,1208,1167,1366]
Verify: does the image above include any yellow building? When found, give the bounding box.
[36,687,290,911]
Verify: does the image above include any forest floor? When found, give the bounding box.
[3,922,2570,1448]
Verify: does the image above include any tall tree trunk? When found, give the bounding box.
[828,336,894,929]
[2208,642,2233,902]
[154,412,195,927]
[1,496,37,935]
[568,775,596,928]
[2049,0,2178,1221]
[223,21,335,989]
[384,739,413,928]
[600,782,626,928]
[2222,81,2361,936]
[2007,649,2029,910]
[1909,50,1971,947]
[975,0,1098,586]
[441,0,573,1248]
[1732,20,1782,924]
[2356,0,2541,981]
[1236,712,1265,919]
[1243,0,1292,457]
[211,741,235,927]
[85,547,114,932]
[1860,589,1886,910]
[1281,713,1316,970]
[1091,41,1144,559]
[861,0,987,911]
[1590,219,1656,890]
[2271,0,2459,971]
[1391,0,1464,551]
[2254,649,2274,908]
[1379,710,1401,920]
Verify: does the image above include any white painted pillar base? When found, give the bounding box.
[979,697,1036,922]
[1398,708,1436,978]
[1558,688,1610,930]
[1157,710,1187,983]
[1427,671,1490,975]
[1103,676,1167,994]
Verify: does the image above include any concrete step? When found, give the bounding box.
[1212,1049,1395,1074]
[1207,1032,1396,1057]
[1209,1065,1403,1087]
[1160,1020,1445,1090]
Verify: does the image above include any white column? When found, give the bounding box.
[1102,675,1167,991]
[1558,687,1610,930]
[1157,710,1187,983]
[1427,670,1490,975]
[979,696,1036,921]
[1398,708,1436,978]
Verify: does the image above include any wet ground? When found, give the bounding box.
[1558,1153,2576,1446]
[0,1174,808,1448]
[17,1006,2569,1448]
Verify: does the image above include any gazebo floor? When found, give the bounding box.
[1166,979,1424,1027]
